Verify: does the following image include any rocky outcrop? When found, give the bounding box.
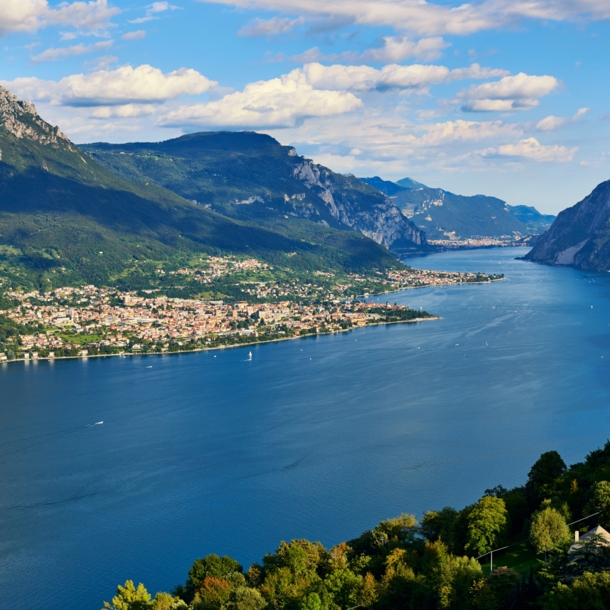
[291,159,427,252]
[524,180,610,270]
[0,86,74,149]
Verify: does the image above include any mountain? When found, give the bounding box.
[507,205,556,234]
[359,177,529,240]
[82,133,427,256]
[524,180,610,270]
[396,176,427,189]
[0,86,404,289]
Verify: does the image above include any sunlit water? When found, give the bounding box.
[1,247,610,609]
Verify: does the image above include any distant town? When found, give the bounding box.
[0,256,503,362]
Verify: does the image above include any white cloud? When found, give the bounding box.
[291,36,450,63]
[419,119,521,146]
[160,69,362,129]
[129,1,178,23]
[360,35,449,62]
[31,39,113,63]
[459,73,559,112]
[200,0,610,37]
[238,16,303,37]
[0,0,119,36]
[299,62,508,92]
[483,137,577,162]
[536,107,589,131]
[122,30,146,40]
[3,64,216,106]
[92,104,156,118]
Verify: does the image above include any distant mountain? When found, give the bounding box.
[0,86,404,289]
[83,133,428,256]
[396,177,427,190]
[358,177,529,240]
[507,205,556,234]
[524,180,610,270]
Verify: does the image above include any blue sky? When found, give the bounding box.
[1,0,610,214]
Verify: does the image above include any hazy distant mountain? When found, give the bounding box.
[396,177,427,190]
[359,176,530,240]
[507,205,556,234]
[83,133,428,256]
[525,180,610,270]
[0,85,405,288]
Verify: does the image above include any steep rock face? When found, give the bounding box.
[292,160,426,251]
[524,180,610,270]
[0,86,73,149]
[83,132,428,253]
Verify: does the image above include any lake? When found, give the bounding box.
[1,247,610,609]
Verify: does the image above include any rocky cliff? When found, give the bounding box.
[83,132,428,254]
[524,180,610,270]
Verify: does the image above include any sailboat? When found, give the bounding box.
[248,351,253,361]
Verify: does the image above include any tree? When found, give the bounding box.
[464,496,508,557]
[103,581,152,610]
[529,506,571,559]
[541,571,610,610]
[584,481,610,529]
[525,451,567,509]
[185,555,243,602]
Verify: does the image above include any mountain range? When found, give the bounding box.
[360,176,555,240]
[0,86,428,289]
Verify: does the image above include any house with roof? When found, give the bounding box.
[569,525,610,554]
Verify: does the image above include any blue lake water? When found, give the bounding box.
[2,247,610,609]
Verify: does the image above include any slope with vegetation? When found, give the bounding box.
[525,179,610,270]
[81,133,427,257]
[0,86,407,292]
[103,441,610,610]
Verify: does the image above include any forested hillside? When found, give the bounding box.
[103,441,610,610]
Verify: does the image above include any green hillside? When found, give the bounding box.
[81,132,428,256]
[0,88,403,290]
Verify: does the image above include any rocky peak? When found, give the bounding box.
[0,85,72,148]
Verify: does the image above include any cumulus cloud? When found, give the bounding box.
[419,119,522,146]
[459,73,559,112]
[3,64,216,106]
[483,137,577,162]
[299,62,508,92]
[238,16,303,36]
[31,39,113,63]
[0,0,119,36]
[160,69,362,129]
[536,107,589,131]
[122,30,146,40]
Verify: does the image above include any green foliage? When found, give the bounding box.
[103,441,610,610]
[584,481,610,529]
[465,496,509,557]
[541,571,610,610]
[526,451,567,509]
[529,507,571,555]
[103,580,152,610]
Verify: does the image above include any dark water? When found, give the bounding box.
[1,247,610,609]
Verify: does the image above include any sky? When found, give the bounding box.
[1,1,610,214]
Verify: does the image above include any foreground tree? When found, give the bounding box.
[525,451,567,509]
[103,580,152,610]
[541,571,610,609]
[529,506,571,560]
[465,496,508,557]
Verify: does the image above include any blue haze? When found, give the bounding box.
[1,247,610,608]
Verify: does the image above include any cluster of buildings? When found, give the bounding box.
[0,258,500,361]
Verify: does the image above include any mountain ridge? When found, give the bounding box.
[524,179,610,270]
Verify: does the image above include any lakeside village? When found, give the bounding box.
[0,257,503,362]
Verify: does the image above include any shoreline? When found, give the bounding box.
[1,316,439,366]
